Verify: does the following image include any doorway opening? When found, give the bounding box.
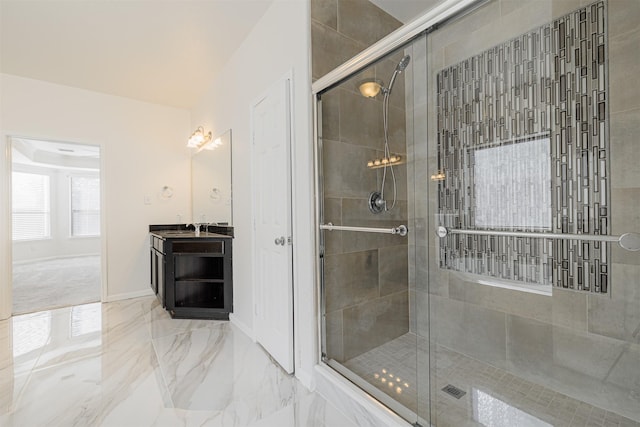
[11,137,102,314]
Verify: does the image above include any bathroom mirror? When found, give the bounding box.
[191,129,232,225]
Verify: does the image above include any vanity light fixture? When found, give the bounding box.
[187,126,212,150]
[358,79,383,98]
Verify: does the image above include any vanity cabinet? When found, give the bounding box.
[150,235,166,306]
[149,230,233,320]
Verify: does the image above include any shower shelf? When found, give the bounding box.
[436,226,640,252]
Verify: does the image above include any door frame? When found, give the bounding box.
[0,134,107,320]
[249,70,296,368]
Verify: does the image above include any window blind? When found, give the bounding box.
[71,176,101,237]
[12,171,51,240]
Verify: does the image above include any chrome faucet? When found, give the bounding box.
[186,222,202,236]
[186,221,217,236]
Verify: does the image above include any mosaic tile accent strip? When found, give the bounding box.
[436,2,609,293]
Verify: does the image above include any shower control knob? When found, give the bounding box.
[274,236,286,246]
[436,226,448,238]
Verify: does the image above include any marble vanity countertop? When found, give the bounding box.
[150,230,232,240]
[149,224,234,239]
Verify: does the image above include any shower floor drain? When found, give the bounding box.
[442,384,466,399]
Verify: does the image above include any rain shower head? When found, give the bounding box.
[396,55,411,72]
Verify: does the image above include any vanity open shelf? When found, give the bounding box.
[150,225,233,320]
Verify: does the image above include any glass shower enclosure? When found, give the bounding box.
[314,0,640,426]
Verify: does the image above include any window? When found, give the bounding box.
[473,137,552,230]
[12,171,51,241]
[70,176,101,237]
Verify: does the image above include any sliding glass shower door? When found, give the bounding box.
[317,39,423,423]
[424,1,640,426]
[317,1,640,425]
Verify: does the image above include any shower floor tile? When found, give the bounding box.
[343,333,640,427]
[344,333,423,413]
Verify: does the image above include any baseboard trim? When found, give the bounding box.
[295,369,314,390]
[229,313,255,341]
[12,253,101,265]
[104,288,154,303]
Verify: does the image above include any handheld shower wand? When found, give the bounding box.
[385,55,411,95]
[369,55,410,214]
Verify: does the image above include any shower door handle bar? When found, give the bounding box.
[321,223,408,237]
[437,226,640,251]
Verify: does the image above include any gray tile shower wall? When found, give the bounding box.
[342,290,410,360]
[313,0,410,363]
[311,0,402,82]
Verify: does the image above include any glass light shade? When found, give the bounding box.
[359,80,382,98]
[187,127,212,149]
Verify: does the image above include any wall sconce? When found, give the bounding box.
[358,79,383,98]
[367,154,402,169]
[187,126,212,150]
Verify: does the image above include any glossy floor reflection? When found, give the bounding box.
[0,297,355,427]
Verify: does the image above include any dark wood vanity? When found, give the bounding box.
[150,225,233,320]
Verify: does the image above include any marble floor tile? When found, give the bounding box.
[0,297,356,427]
[146,298,226,340]
[247,392,357,427]
[4,352,104,426]
[102,303,153,351]
[153,322,303,415]
[2,341,172,426]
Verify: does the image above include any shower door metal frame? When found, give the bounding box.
[312,0,487,424]
[311,0,485,96]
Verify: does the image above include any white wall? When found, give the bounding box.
[190,0,317,386]
[1,74,191,317]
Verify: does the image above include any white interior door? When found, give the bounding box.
[251,75,294,373]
